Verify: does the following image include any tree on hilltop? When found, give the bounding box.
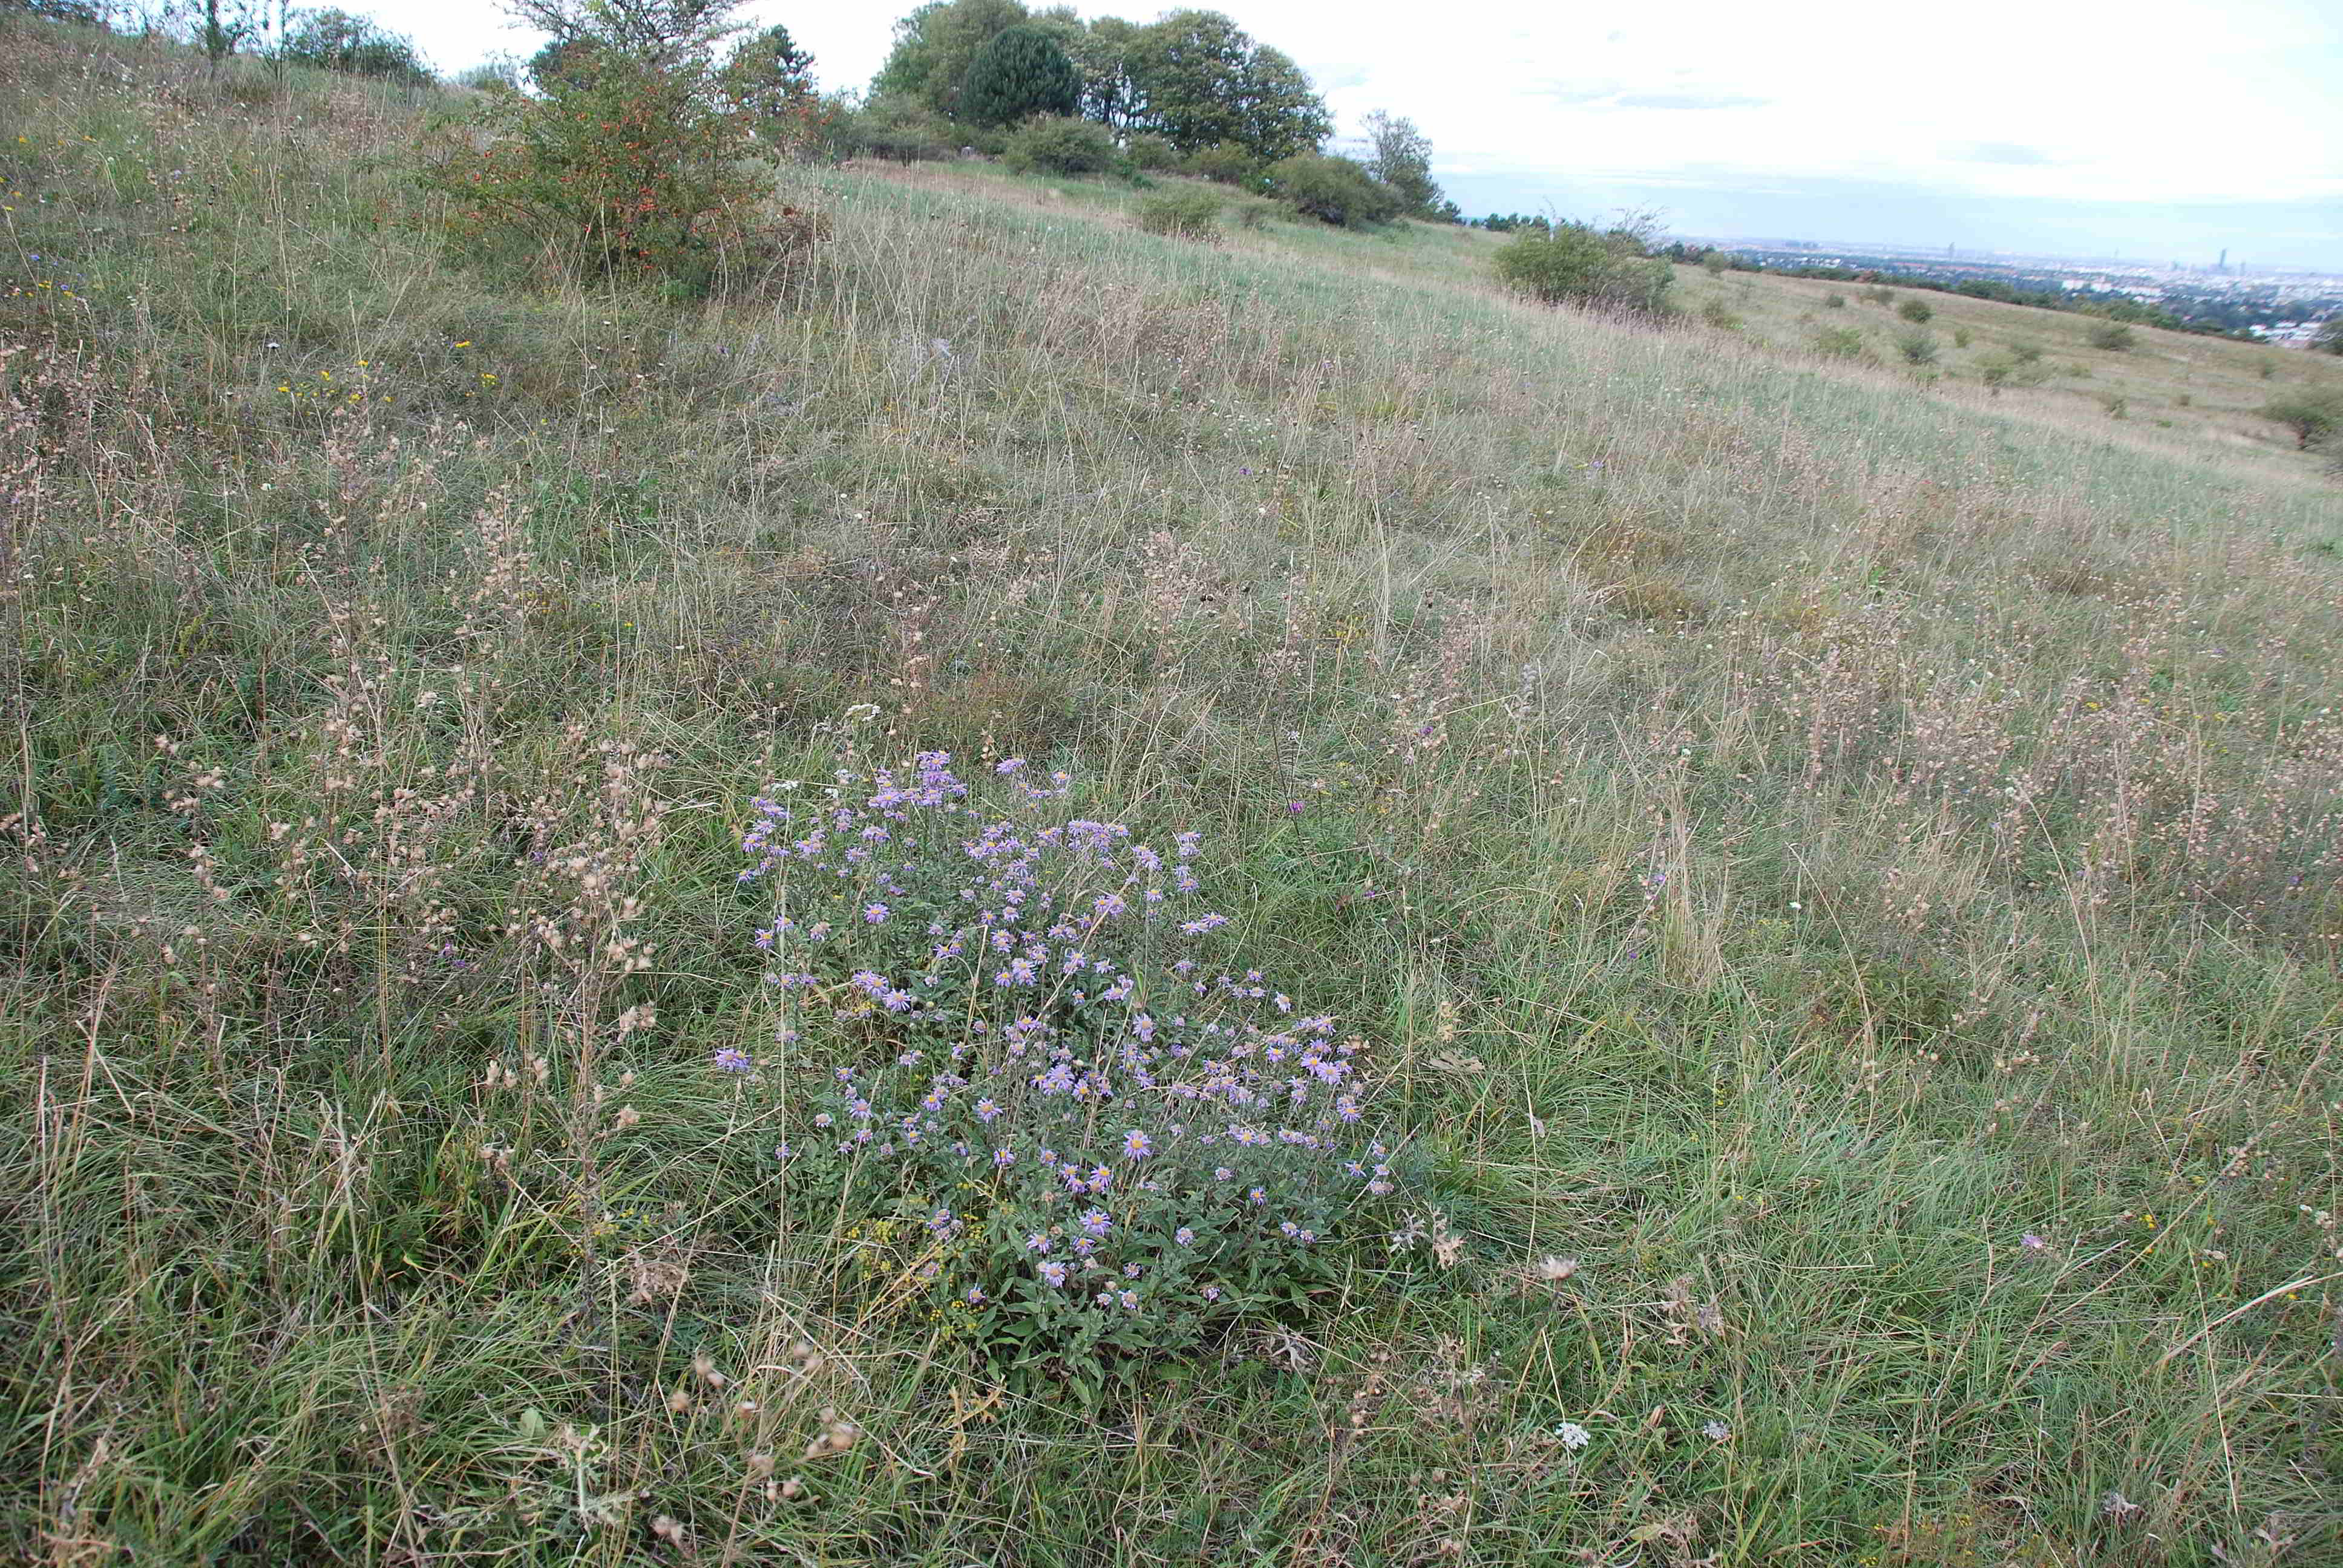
[719,23,816,117]
[1362,110,1442,219]
[281,8,433,82]
[1052,11,1147,128]
[961,23,1080,126]
[508,0,742,60]
[872,0,1029,117]
[871,1,1331,165]
[1126,10,1328,162]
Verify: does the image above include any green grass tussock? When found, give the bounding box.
[2,16,2341,1566]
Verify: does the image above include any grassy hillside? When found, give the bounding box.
[4,22,2342,1567]
[881,155,2343,485]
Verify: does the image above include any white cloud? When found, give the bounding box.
[1270,0,2341,205]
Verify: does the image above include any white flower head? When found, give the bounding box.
[1702,1420,1732,1442]
[1553,1421,1591,1451]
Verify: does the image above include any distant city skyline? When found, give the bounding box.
[389,0,2343,272]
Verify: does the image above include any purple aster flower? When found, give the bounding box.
[863,902,889,924]
[1122,1128,1153,1160]
[1175,1227,1194,1245]
[712,1047,753,1074]
[1078,1207,1112,1239]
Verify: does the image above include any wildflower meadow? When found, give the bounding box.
[2,15,2341,1566]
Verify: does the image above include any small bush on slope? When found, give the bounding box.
[1493,220,1671,315]
[1004,113,1121,175]
[1135,186,1222,240]
[421,41,768,290]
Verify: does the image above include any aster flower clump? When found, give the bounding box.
[733,750,1404,1385]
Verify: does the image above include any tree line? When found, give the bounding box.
[854,0,1456,224]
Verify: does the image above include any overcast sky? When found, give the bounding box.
[390,0,2343,269]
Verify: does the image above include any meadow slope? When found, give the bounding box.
[4,24,2342,1567]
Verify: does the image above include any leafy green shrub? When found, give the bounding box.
[1228,195,1280,230]
[1896,330,1938,365]
[422,41,767,290]
[1362,109,1442,218]
[1264,153,1398,228]
[962,24,1080,127]
[1823,292,1847,310]
[454,59,522,93]
[2,0,104,22]
[1868,286,1896,307]
[1812,325,1869,360]
[1186,141,1263,188]
[1897,298,1933,324]
[1972,352,2051,393]
[1952,327,1972,348]
[851,97,955,162]
[1123,132,1180,171]
[712,26,842,161]
[2086,321,2135,351]
[2102,394,2128,419]
[1699,298,1742,330]
[281,7,433,83]
[1135,187,1222,241]
[1004,114,1121,176]
[2259,387,2343,449]
[732,754,1406,1392]
[718,24,814,119]
[2011,339,2044,365]
[1492,222,1672,316]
